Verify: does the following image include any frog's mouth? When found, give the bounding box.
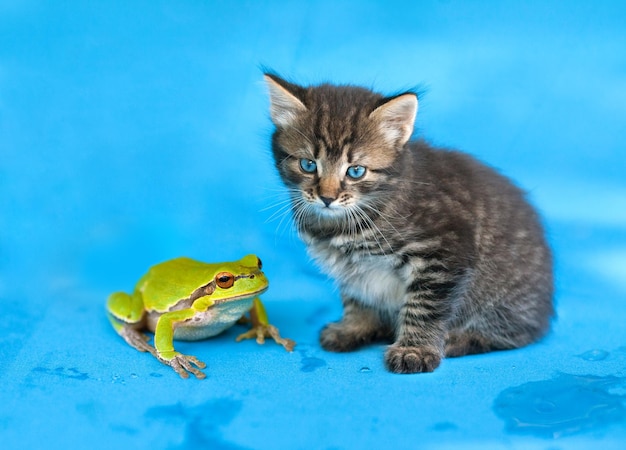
[213,283,269,304]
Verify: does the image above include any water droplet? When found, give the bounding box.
[359,367,372,373]
[130,373,138,379]
[111,375,125,384]
[577,349,609,361]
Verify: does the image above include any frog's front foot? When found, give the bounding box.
[236,324,296,352]
[158,351,207,379]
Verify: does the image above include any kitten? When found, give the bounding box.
[264,73,554,374]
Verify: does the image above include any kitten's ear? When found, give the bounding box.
[369,93,418,147]
[264,74,307,128]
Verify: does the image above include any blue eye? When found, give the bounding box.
[347,165,366,179]
[299,159,317,173]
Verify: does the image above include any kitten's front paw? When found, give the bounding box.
[385,345,442,374]
[320,323,365,352]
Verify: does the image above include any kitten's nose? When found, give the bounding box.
[320,196,335,207]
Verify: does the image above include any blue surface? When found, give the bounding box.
[2,1,626,449]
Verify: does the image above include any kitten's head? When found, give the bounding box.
[264,74,417,226]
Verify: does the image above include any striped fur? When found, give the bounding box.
[265,74,554,373]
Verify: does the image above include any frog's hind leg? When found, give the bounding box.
[117,325,157,357]
[107,291,157,357]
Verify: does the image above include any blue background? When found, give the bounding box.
[2,1,626,449]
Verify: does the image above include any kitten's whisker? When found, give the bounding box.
[258,188,302,210]
[353,204,390,256]
[292,199,314,235]
[347,207,366,253]
[260,197,293,213]
[264,203,294,225]
[362,201,405,237]
[271,200,301,240]
[271,195,313,242]
[260,193,303,229]
[259,186,297,194]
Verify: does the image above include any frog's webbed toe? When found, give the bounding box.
[265,325,296,352]
[236,324,296,352]
[161,353,207,379]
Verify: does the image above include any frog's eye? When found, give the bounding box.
[257,257,263,269]
[215,272,235,289]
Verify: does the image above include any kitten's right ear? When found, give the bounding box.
[264,74,307,128]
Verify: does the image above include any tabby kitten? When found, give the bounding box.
[264,73,554,374]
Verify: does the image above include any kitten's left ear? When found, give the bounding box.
[369,93,418,147]
[264,74,307,128]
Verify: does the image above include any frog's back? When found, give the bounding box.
[140,257,214,312]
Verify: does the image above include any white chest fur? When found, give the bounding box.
[305,234,406,314]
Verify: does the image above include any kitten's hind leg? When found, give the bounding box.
[444,330,496,357]
[320,298,392,352]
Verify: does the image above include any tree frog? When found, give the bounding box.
[106,254,295,379]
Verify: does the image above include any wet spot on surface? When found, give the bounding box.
[301,355,327,372]
[494,373,626,438]
[32,366,89,380]
[577,349,610,361]
[146,398,247,450]
[298,349,327,372]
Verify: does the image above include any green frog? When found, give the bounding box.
[106,254,295,379]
